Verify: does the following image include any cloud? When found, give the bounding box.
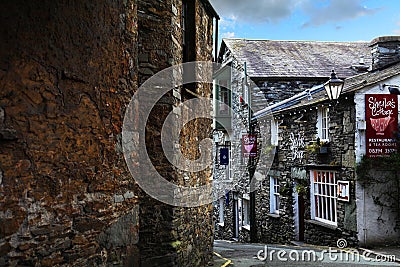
[210,0,381,28]
[222,32,235,38]
[209,0,301,23]
[220,16,238,30]
[301,0,381,28]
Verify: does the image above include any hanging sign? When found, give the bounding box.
[242,134,257,157]
[365,94,398,158]
[337,181,350,202]
[220,147,229,165]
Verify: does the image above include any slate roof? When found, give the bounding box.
[253,61,400,119]
[220,38,372,79]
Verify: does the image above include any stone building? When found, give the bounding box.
[0,0,218,266]
[254,36,400,247]
[212,37,389,243]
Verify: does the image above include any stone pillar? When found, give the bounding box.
[0,1,139,265]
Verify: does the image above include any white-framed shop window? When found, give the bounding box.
[317,107,329,142]
[269,176,280,214]
[310,170,337,226]
[219,197,224,225]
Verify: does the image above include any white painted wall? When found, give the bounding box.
[354,75,400,246]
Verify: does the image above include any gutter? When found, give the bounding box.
[252,84,325,120]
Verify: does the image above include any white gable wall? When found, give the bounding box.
[354,74,400,246]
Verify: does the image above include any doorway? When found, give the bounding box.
[233,198,239,239]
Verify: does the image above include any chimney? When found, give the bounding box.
[370,36,400,70]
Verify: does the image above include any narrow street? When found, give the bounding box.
[212,240,400,267]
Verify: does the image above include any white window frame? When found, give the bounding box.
[242,77,249,104]
[218,82,230,115]
[271,119,279,146]
[310,170,337,226]
[238,198,243,230]
[218,197,224,225]
[241,197,250,228]
[317,107,329,142]
[270,176,280,214]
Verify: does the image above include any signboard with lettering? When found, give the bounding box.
[289,133,305,160]
[337,180,350,202]
[242,134,257,158]
[365,94,398,158]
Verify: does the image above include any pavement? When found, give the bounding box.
[211,240,400,267]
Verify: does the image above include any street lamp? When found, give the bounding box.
[324,70,344,100]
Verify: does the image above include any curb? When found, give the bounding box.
[358,248,400,264]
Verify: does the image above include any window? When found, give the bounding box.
[317,107,329,141]
[182,0,195,63]
[213,67,232,131]
[270,177,280,214]
[242,197,250,228]
[218,81,230,115]
[271,119,279,146]
[241,77,249,104]
[310,170,337,226]
[219,197,224,224]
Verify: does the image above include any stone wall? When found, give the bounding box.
[0,0,139,266]
[137,0,215,266]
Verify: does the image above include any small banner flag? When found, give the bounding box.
[220,147,229,165]
[242,134,257,157]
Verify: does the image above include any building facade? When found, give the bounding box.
[0,0,218,266]
[254,36,400,246]
[213,36,400,247]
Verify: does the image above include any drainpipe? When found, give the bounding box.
[214,17,219,62]
[363,185,367,246]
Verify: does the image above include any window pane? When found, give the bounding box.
[311,170,337,225]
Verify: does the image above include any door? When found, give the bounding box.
[298,194,305,241]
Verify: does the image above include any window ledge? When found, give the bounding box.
[217,222,225,227]
[242,225,250,231]
[267,213,280,218]
[306,219,337,230]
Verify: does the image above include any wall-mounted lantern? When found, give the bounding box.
[324,70,344,100]
[383,84,400,95]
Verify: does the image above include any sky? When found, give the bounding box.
[209,0,400,42]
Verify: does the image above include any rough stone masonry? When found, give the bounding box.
[0,0,217,266]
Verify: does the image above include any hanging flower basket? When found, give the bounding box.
[306,138,330,155]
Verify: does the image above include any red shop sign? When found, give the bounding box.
[365,94,398,158]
